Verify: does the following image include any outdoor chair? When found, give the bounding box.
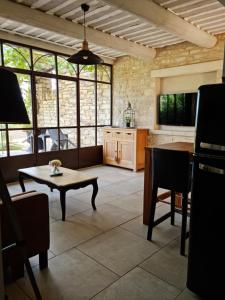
[26,129,47,152]
[48,129,76,151]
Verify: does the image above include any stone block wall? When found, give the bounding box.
[36,76,110,147]
[113,33,225,146]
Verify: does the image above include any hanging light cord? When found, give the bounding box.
[83,8,86,41]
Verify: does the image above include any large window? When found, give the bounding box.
[0,40,112,157]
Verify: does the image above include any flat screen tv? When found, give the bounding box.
[158,92,197,126]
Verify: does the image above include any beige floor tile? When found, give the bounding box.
[17,248,118,300]
[121,215,180,247]
[72,203,138,231]
[107,193,143,215]
[78,227,159,276]
[5,283,31,300]
[72,188,118,206]
[102,176,144,196]
[140,239,188,290]
[49,197,90,220]
[93,267,180,300]
[176,289,203,300]
[50,218,102,255]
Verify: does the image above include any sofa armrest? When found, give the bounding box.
[10,190,36,199]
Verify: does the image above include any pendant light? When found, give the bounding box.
[67,3,104,65]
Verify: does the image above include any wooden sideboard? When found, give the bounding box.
[103,127,149,171]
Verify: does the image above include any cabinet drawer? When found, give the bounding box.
[112,131,123,139]
[104,130,112,139]
[124,131,134,141]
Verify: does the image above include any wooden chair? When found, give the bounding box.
[147,148,191,255]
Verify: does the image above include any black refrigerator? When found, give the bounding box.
[187,83,225,298]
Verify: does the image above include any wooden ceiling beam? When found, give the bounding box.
[0,0,156,59]
[103,0,217,48]
[0,30,114,64]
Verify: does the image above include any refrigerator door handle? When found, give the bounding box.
[200,142,225,152]
[199,163,225,175]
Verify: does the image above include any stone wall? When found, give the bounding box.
[36,77,110,147]
[113,33,225,145]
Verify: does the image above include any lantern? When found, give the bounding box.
[123,102,135,128]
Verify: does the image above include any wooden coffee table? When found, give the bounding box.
[18,165,98,221]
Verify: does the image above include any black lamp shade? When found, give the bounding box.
[67,49,104,65]
[0,67,30,124]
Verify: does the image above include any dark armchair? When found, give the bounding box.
[0,190,50,282]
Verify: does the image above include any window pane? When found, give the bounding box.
[59,80,77,127]
[33,50,56,74]
[60,128,77,150]
[97,65,111,82]
[36,77,57,127]
[0,131,7,157]
[9,130,33,156]
[37,128,49,153]
[57,56,77,77]
[97,83,111,125]
[80,127,95,147]
[97,127,104,145]
[80,81,95,126]
[9,74,32,129]
[3,43,31,70]
[79,65,95,80]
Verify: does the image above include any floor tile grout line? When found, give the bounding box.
[174,288,186,299]
[139,264,185,293]
[75,247,121,277]
[15,281,33,300]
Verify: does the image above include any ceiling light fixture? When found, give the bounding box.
[67,3,104,65]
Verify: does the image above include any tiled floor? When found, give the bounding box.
[6,165,200,300]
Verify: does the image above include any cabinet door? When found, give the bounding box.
[118,141,134,169]
[104,140,118,165]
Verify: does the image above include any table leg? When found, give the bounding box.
[143,149,152,225]
[18,173,26,192]
[60,190,66,221]
[91,179,98,210]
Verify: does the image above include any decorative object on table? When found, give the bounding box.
[123,102,135,128]
[0,67,42,300]
[67,3,103,65]
[49,159,63,176]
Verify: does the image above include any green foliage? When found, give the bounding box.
[3,43,31,69]
[57,56,77,77]
[33,51,56,73]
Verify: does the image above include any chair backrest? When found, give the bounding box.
[48,129,57,141]
[152,148,190,193]
[48,129,67,141]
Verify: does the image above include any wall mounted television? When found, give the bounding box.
[158,92,197,126]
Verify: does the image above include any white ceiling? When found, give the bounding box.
[0,0,225,60]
